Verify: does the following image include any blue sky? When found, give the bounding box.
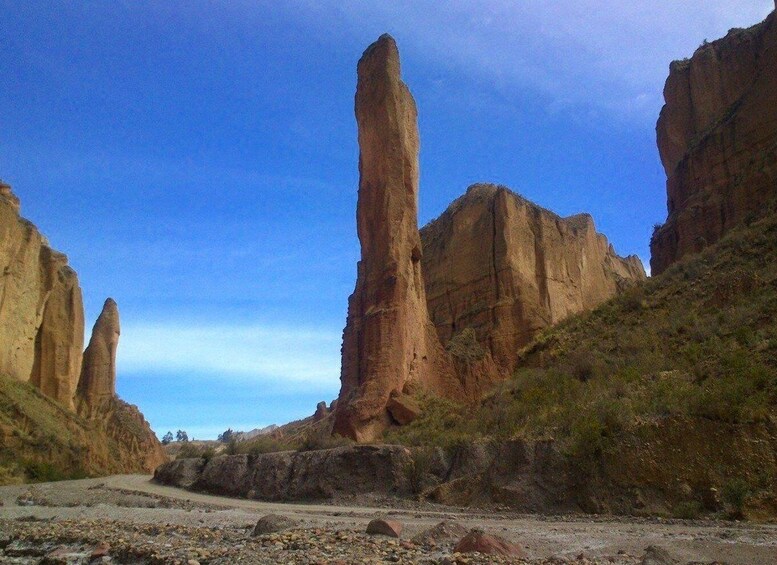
[2,1,773,439]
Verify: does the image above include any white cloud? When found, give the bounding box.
[640,257,652,277]
[118,322,342,387]
[295,0,774,118]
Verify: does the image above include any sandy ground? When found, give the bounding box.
[1,475,775,564]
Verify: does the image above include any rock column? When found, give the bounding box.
[77,298,120,415]
[333,35,458,441]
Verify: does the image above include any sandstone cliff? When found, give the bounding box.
[0,182,84,410]
[333,35,461,441]
[651,8,777,274]
[421,183,646,375]
[0,181,166,480]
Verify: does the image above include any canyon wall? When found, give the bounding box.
[0,181,165,475]
[0,181,84,410]
[651,8,777,274]
[421,183,645,374]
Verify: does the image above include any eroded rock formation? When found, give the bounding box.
[651,8,777,274]
[0,180,166,475]
[333,36,645,441]
[421,184,646,374]
[333,35,460,441]
[0,182,84,409]
[77,298,120,415]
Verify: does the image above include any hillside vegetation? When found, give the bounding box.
[0,376,165,484]
[386,212,777,518]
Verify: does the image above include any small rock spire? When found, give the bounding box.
[77,298,120,413]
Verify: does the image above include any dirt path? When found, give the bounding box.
[1,475,776,564]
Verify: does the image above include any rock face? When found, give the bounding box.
[333,36,645,440]
[421,183,645,375]
[0,182,85,410]
[0,181,166,477]
[651,9,777,274]
[333,35,460,441]
[77,298,120,415]
[154,444,413,500]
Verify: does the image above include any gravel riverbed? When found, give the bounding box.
[1,475,775,564]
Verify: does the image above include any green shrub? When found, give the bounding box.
[722,478,750,518]
[673,500,703,519]
[297,432,352,452]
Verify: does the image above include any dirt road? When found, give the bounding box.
[1,475,775,564]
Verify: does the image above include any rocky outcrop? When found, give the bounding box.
[0,182,84,410]
[77,298,120,415]
[333,35,460,441]
[154,444,413,500]
[155,416,776,517]
[651,9,777,274]
[0,181,166,478]
[421,183,645,375]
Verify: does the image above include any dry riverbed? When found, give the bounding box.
[0,475,775,564]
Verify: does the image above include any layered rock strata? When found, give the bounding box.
[333,35,460,441]
[0,182,84,410]
[421,184,646,374]
[651,8,777,274]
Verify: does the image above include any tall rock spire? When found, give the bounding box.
[333,34,459,441]
[77,297,120,414]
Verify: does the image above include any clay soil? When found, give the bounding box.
[0,475,775,564]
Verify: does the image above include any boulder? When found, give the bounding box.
[641,545,675,565]
[252,514,299,536]
[411,521,469,547]
[365,518,403,538]
[453,528,526,557]
[386,393,421,425]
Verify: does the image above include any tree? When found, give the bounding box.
[176,430,189,442]
[218,428,235,443]
[161,431,174,445]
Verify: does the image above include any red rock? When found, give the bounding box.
[90,542,111,559]
[651,9,777,274]
[313,401,328,422]
[386,393,421,425]
[453,528,526,557]
[366,518,403,538]
[333,34,461,442]
[412,520,469,546]
[77,298,120,414]
[422,183,645,382]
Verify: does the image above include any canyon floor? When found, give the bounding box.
[0,476,775,564]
